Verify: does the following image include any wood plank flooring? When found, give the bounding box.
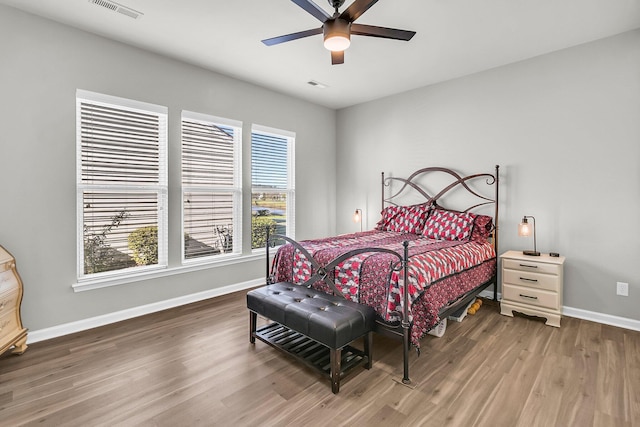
[1,291,638,426]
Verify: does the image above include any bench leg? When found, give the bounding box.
[330,348,341,394]
[249,311,257,344]
[364,331,373,369]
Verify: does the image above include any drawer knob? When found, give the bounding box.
[520,277,538,283]
[519,264,538,269]
[519,294,538,300]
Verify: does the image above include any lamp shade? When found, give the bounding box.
[518,218,531,236]
[323,19,351,51]
[353,208,362,232]
[353,209,361,223]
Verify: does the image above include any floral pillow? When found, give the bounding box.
[423,209,477,241]
[471,214,493,242]
[375,205,402,231]
[375,203,431,234]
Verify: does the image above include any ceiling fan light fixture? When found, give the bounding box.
[323,19,351,51]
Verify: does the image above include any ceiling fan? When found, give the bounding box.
[262,0,416,65]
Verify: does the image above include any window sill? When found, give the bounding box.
[72,252,265,292]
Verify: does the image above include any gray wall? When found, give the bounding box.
[336,30,640,321]
[0,5,336,331]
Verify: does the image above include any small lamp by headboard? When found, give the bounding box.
[518,216,540,256]
[353,209,363,232]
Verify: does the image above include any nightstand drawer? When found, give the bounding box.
[0,309,20,342]
[503,269,560,292]
[502,283,559,310]
[0,270,18,295]
[503,258,561,275]
[0,290,18,316]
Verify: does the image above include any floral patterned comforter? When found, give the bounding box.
[272,230,496,346]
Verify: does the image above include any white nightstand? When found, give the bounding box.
[499,250,565,327]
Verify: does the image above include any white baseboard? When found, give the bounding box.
[562,306,640,331]
[478,289,640,331]
[27,278,264,344]
[27,282,640,344]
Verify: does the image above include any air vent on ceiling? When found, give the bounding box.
[307,80,328,89]
[88,0,143,19]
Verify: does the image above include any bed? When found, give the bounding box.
[266,166,500,384]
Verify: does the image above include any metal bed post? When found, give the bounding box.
[493,164,500,301]
[265,226,271,284]
[401,240,411,385]
[381,171,385,211]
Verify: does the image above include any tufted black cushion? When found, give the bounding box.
[247,282,375,349]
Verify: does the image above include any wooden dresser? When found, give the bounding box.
[0,246,28,356]
[500,250,565,327]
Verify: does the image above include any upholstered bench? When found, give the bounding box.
[247,282,375,393]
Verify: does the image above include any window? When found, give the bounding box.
[76,90,168,279]
[181,111,242,261]
[251,125,295,249]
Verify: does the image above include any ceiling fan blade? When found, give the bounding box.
[331,50,344,65]
[350,23,416,41]
[292,0,331,22]
[340,0,380,22]
[262,28,323,46]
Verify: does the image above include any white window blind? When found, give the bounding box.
[181,111,242,261]
[77,90,168,279]
[251,125,295,249]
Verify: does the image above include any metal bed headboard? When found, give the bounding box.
[381,165,500,254]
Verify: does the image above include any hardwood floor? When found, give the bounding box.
[1,291,638,426]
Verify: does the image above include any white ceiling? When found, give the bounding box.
[2,0,640,109]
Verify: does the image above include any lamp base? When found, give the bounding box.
[522,250,541,256]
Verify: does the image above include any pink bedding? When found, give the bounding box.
[272,230,496,346]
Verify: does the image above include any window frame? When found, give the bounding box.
[181,110,243,264]
[76,89,168,282]
[250,124,296,252]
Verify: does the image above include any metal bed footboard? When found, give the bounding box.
[265,231,415,383]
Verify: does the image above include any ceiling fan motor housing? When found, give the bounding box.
[323,19,351,51]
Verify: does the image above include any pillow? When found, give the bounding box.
[375,203,431,234]
[423,209,477,241]
[471,214,493,241]
[375,205,402,231]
